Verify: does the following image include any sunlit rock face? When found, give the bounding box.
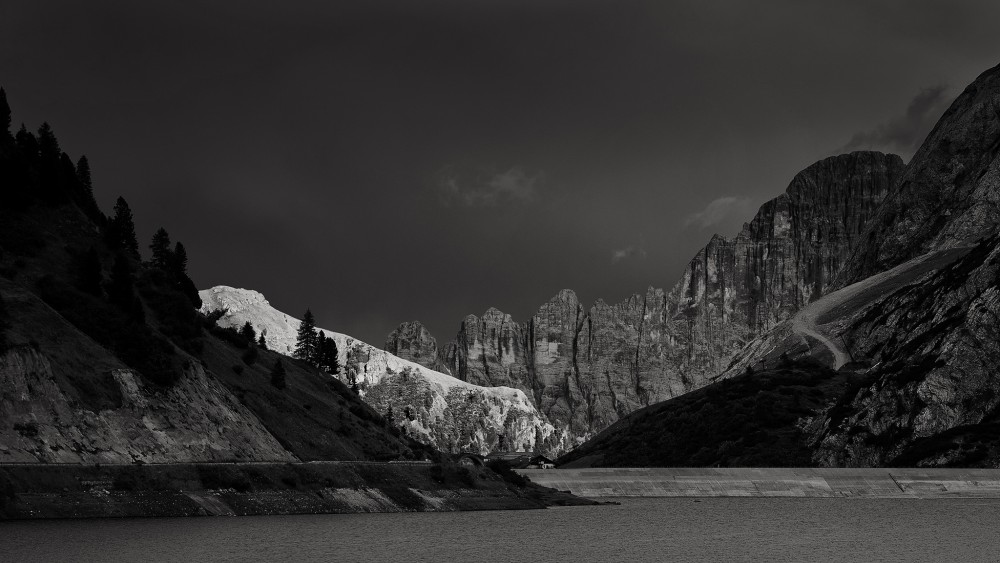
[200,286,567,455]
[431,151,903,445]
[384,321,451,375]
[665,151,904,383]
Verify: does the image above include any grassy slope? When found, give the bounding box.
[198,335,434,461]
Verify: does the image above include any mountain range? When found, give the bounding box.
[560,61,1000,468]
[388,150,903,448]
[2,60,999,475]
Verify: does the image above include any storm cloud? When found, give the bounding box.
[840,86,952,155]
[439,166,542,207]
[612,244,647,263]
[2,1,998,344]
[685,197,756,230]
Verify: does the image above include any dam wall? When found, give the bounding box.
[517,468,1000,499]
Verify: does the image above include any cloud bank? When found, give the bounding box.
[841,86,951,155]
[438,166,543,206]
[684,196,755,229]
[611,244,647,263]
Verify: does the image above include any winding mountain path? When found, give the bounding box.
[791,246,973,369]
[792,305,851,369]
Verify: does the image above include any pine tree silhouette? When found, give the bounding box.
[294,309,318,363]
[108,197,140,257]
[240,321,256,343]
[171,242,188,276]
[309,331,325,366]
[149,227,172,269]
[36,122,63,203]
[257,332,268,350]
[319,335,340,374]
[36,122,59,160]
[1,88,10,139]
[15,124,36,156]
[76,155,92,196]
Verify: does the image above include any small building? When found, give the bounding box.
[526,455,556,469]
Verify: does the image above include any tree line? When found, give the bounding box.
[294,309,340,375]
[0,87,204,385]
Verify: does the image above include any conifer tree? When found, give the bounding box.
[59,152,76,179]
[166,241,200,308]
[294,309,318,362]
[171,242,188,276]
[315,333,329,370]
[36,123,62,203]
[239,321,256,343]
[36,122,59,161]
[309,331,325,366]
[76,155,92,195]
[257,331,268,350]
[15,124,36,156]
[109,197,139,257]
[1,88,10,139]
[69,154,102,220]
[149,227,172,269]
[319,335,340,374]
[76,246,103,296]
[270,359,286,389]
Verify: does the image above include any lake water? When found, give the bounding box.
[3,498,1000,562]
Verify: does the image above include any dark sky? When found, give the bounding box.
[3,1,999,345]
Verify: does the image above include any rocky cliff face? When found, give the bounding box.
[804,64,1000,466]
[619,62,1000,469]
[385,321,451,375]
[413,151,903,444]
[201,286,567,455]
[841,63,1000,285]
[811,237,1000,466]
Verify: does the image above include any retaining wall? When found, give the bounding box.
[518,468,1000,498]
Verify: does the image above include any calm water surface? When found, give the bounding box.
[3,498,999,562]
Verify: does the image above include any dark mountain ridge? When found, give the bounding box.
[558,61,1000,468]
[0,90,435,464]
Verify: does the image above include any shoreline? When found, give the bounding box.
[518,467,1000,499]
[0,461,595,520]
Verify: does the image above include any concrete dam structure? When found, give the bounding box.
[518,468,1000,499]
